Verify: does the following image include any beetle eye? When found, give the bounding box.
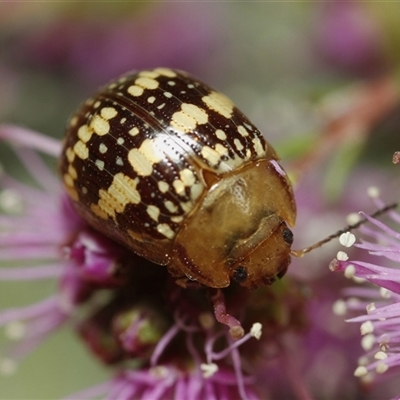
[282,228,294,245]
[232,265,248,283]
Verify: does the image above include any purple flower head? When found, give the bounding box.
[330,188,400,391]
[315,0,386,77]
[3,109,398,397]
[14,4,220,87]
[64,365,259,400]
[0,124,312,399]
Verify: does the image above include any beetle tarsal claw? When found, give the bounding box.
[210,289,244,339]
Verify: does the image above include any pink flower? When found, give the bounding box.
[330,191,400,394]
[315,1,386,77]
[13,4,220,86]
[2,123,396,398]
[0,125,280,399]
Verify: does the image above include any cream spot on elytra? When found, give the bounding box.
[128,85,144,97]
[201,146,220,166]
[154,68,177,78]
[237,125,249,137]
[190,182,204,201]
[74,140,89,160]
[202,91,234,119]
[99,143,108,154]
[146,205,160,221]
[139,70,159,79]
[96,173,141,219]
[252,137,265,156]
[66,147,75,163]
[173,180,185,195]
[164,200,178,213]
[69,116,78,127]
[234,138,244,151]
[100,107,118,120]
[179,168,196,187]
[157,223,175,239]
[77,125,93,143]
[215,129,227,140]
[68,165,77,179]
[135,77,159,90]
[215,143,228,156]
[129,127,139,136]
[90,115,110,136]
[158,181,169,193]
[95,159,105,171]
[170,103,208,133]
[127,138,164,176]
[128,151,153,176]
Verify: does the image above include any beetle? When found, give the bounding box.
[60,67,296,290]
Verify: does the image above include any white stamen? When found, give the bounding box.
[361,334,375,351]
[198,312,215,330]
[250,322,262,340]
[354,365,368,377]
[344,264,355,278]
[366,303,376,314]
[360,373,373,384]
[374,351,388,360]
[360,321,374,335]
[0,358,17,376]
[150,365,169,379]
[367,186,380,199]
[332,299,347,316]
[352,276,366,284]
[346,212,361,225]
[337,251,348,261]
[346,297,361,308]
[376,362,389,374]
[358,356,369,366]
[339,232,356,247]
[0,189,23,214]
[379,334,390,352]
[4,320,26,340]
[201,362,218,378]
[380,287,391,299]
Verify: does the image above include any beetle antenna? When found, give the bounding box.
[290,202,398,258]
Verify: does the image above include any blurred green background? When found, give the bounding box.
[1,2,400,399]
